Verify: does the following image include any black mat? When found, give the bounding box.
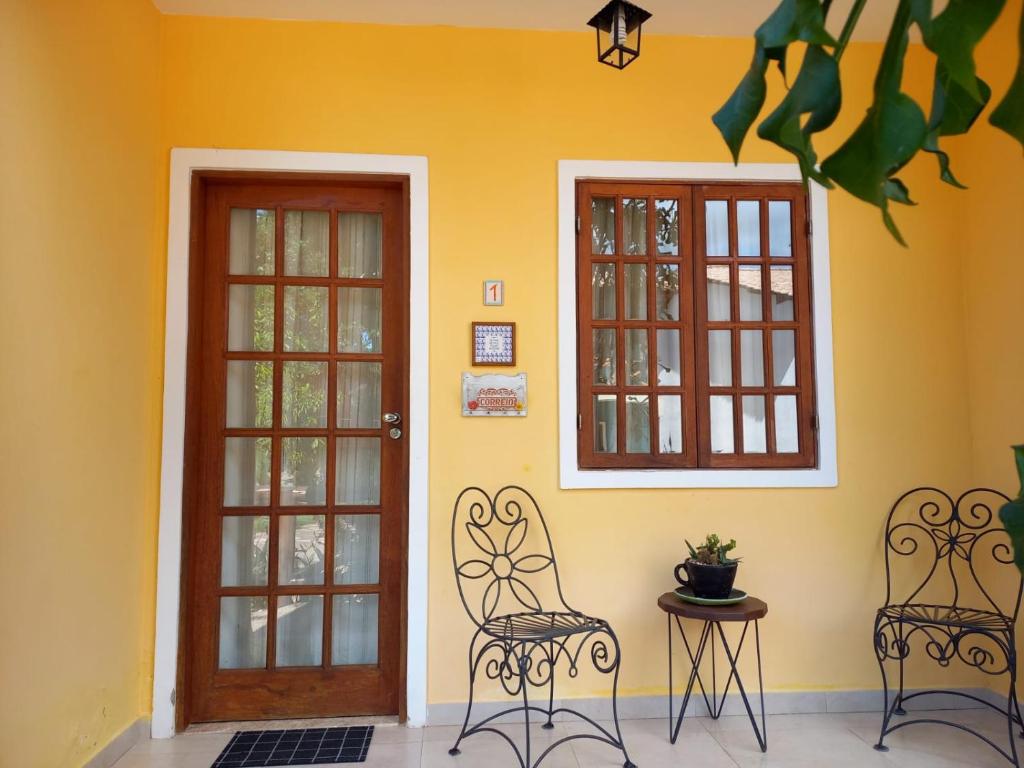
[211,726,374,767]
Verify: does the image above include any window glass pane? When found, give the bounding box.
[706,265,731,321]
[769,200,792,257]
[337,362,382,429]
[338,287,382,353]
[336,437,381,505]
[284,210,329,277]
[278,515,325,585]
[624,329,649,386]
[276,595,323,667]
[283,286,328,352]
[228,285,274,352]
[655,264,679,321]
[219,596,267,669]
[740,330,764,386]
[705,200,729,256]
[221,516,269,587]
[281,437,327,506]
[282,361,327,428]
[624,264,647,320]
[224,437,271,507]
[742,396,767,454]
[332,594,379,666]
[625,395,650,453]
[708,330,732,386]
[623,198,647,255]
[710,396,735,453]
[226,361,273,428]
[591,197,615,255]
[775,395,800,453]
[591,263,616,320]
[738,264,763,321]
[656,329,681,386]
[593,395,617,453]
[592,329,616,385]
[656,199,679,256]
[736,200,761,257]
[772,330,797,386]
[229,208,275,275]
[335,514,381,585]
[770,266,795,320]
[339,211,382,278]
[657,395,683,454]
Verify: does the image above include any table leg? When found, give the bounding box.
[715,619,767,752]
[670,619,713,744]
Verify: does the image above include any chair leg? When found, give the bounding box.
[521,657,532,768]
[894,621,907,716]
[449,637,482,756]
[606,630,636,768]
[873,619,893,752]
[1008,674,1022,768]
[543,641,555,729]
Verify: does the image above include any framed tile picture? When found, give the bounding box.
[472,322,516,366]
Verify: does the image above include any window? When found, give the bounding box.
[576,180,817,470]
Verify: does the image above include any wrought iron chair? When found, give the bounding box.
[448,485,635,768]
[874,486,1023,765]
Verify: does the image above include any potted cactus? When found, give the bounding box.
[675,534,740,600]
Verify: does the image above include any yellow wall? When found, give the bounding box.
[0,0,162,765]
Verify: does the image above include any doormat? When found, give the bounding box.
[211,725,374,767]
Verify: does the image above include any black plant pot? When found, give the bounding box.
[674,560,738,599]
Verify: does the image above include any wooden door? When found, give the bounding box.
[181,174,408,725]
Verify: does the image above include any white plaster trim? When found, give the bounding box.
[84,718,151,768]
[557,160,838,489]
[153,148,430,738]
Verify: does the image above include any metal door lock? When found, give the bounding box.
[389,427,402,439]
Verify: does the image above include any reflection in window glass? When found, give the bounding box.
[284,210,329,276]
[283,286,328,352]
[775,395,799,453]
[738,264,763,321]
[593,329,616,386]
[624,264,647,320]
[742,396,767,454]
[657,395,683,454]
[591,198,615,254]
[705,200,729,256]
[626,395,650,453]
[229,208,275,275]
[655,264,679,321]
[656,330,681,386]
[737,200,761,257]
[706,266,731,321]
[224,437,271,507]
[592,263,617,320]
[276,595,323,667]
[281,437,327,506]
[219,596,268,669]
[769,200,793,257]
[278,515,325,585]
[656,199,679,256]
[332,594,379,666]
[221,516,269,587]
[623,198,647,255]
[710,396,735,453]
[594,395,617,453]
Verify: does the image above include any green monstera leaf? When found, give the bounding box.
[999,446,1024,575]
[990,8,1024,148]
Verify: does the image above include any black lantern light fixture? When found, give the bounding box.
[587,0,652,70]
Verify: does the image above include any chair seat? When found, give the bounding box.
[878,603,1013,632]
[482,610,609,641]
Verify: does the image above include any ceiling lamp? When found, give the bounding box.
[587,0,652,70]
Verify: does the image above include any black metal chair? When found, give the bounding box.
[448,485,635,768]
[874,486,1024,765]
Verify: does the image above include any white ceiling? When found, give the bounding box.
[151,0,904,42]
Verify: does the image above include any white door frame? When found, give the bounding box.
[151,148,430,738]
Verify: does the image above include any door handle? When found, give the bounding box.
[383,412,402,424]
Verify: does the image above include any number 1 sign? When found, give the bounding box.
[483,280,504,306]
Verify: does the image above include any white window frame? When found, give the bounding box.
[558,160,837,489]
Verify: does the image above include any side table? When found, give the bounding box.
[657,591,768,752]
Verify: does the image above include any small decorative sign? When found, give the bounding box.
[463,372,527,416]
[483,280,504,306]
[472,321,516,366]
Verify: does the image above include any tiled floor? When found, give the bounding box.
[113,710,1021,768]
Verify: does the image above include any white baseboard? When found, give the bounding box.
[82,717,150,768]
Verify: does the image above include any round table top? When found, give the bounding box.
[658,591,768,622]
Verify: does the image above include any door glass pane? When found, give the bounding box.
[656,329,681,386]
[775,395,800,453]
[705,200,729,256]
[224,437,271,507]
[623,198,647,255]
[337,362,382,429]
[625,395,650,453]
[332,594,379,666]
[591,197,615,255]
[655,264,679,321]
[710,395,735,454]
[281,437,326,506]
[706,266,731,321]
[770,265,795,320]
[219,596,268,669]
[656,199,679,256]
[336,437,381,505]
[740,330,764,386]
[708,330,732,386]
[338,287,382,353]
[742,395,767,454]
[276,595,323,667]
[624,264,647,320]
[769,200,792,256]
[736,200,761,257]
[738,264,763,321]
[592,329,616,385]
[593,395,617,453]
[591,264,616,320]
[221,516,269,586]
[283,286,328,352]
[229,208,275,275]
[772,330,797,386]
[228,285,274,352]
[284,210,329,277]
[624,329,648,386]
[226,361,273,428]
[282,361,327,428]
[278,515,325,585]
[339,212,383,278]
[657,395,683,454]
[335,514,381,585]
